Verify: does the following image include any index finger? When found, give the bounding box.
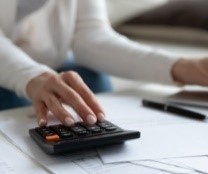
[61,72,105,122]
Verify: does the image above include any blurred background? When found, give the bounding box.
[105,0,208,92]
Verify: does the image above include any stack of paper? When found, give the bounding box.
[0,134,47,174]
[170,157,208,174]
[0,95,207,174]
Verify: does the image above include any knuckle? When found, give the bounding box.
[53,107,68,121]
[47,74,60,85]
[68,93,83,109]
[55,107,65,115]
[75,102,90,116]
[62,92,71,101]
[72,98,82,109]
[34,101,44,110]
[82,89,93,98]
[46,97,55,107]
[65,71,80,81]
[62,89,73,101]
[36,106,44,115]
[71,92,82,104]
[63,88,78,101]
[82,90,89,98]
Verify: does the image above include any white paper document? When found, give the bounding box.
[0,118,169,174]
[97,96,198,129]
[0,104,169,174]
[170,156,208,174]
[0,114,90,174]
[73,155,168,174]
[0,135,47,174]
[132,160,193,174]
[154,159,193,170]
[0,95,207,173]
[98,123,208,163]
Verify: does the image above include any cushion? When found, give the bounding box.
[117,0,208,45]
[105,0,168,26]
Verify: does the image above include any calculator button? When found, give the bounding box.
[29,119,141,155]
[85,125,102,133]
[71,126,89,135]
[49,125,74,138]
[44,130,53,134]
[71,126,86,132]
[77,131,88,135]
[104,126,117,131]
[37,128,55,137]
[50,125,65,131]
[42,132,55,137]
[60,132,73,138]
[46,134,60,142]
[97,122,112,129]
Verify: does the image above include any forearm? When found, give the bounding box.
[73,25,180,85]
[0,33,53,98]
[73,0,180,85]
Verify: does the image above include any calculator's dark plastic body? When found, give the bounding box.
[29,121,140,154]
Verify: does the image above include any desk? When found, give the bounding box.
[0,88,206,174]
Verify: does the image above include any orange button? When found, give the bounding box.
[46,134,60,142]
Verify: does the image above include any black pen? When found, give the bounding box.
[142,99,207,121]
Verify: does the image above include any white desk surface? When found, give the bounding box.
[0,88,206,174]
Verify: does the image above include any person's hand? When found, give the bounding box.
[172,58,208,86]
[26,71,105,127]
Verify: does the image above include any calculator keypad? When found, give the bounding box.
[35,121,120,142]
[71,126,89,135]
[30,120,141,154]
[50,125,73,138]
[97,122,117,131]
[84,125,102,133]
[36,127,60,142]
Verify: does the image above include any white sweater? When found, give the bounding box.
[0,0,179,98]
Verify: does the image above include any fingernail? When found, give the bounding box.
[87,115,97,125]
[39,119,46,127]
[65,117,74,126]
[97,113,105,122]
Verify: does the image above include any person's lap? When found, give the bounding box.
[0,58,112,110]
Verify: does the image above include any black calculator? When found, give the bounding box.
[29,120,140,154]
